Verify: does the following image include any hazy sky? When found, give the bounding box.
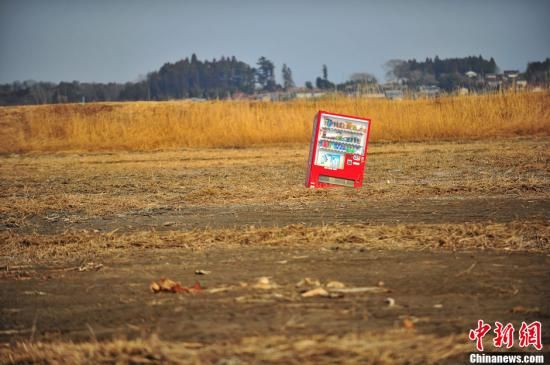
[1,0,549,86]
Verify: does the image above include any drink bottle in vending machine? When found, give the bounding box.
[305,111,372,188]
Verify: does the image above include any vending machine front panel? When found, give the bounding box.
[306,111,372,188]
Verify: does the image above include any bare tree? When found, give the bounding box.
[384,59,406,81]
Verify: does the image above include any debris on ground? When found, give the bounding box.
[402,318,415,330]
[329,286,389,294]
[295,277,321,288]
[295,278,390,299]
[78,262,103,272]
[207,286,233,294]
[326,280,346,289]
[194,270,211,275]
[235,292,287,303]
[301,287,329,298]
[385,297,396,307]
[455,262,476,277]
[252,277,278,290]
[150,278,205,294]
[148,275,388,299]
[23,290,47,296]
[510,305,540,314]
[301,288,343,299]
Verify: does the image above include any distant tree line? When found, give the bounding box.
[0,54,295,106]
[1,54,549,106]
[143,54,256,100]
[0,80,126,105]
[525,58,550,85]
[385,55,498,91]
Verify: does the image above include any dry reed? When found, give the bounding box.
[0,91,549,153]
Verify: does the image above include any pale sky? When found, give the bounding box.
[1,0,549,86]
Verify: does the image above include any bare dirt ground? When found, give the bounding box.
[0,137,549,364]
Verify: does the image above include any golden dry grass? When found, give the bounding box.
[1,221,548,265]
[0,331,471,365]
[0,92,549,153]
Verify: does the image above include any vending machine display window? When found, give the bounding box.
[305,111,372,188]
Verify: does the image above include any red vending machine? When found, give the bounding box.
[305,110,372,188]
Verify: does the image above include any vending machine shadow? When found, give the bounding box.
[305,110,372,188]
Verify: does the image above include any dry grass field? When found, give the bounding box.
[0,94,549,364]
[0,91,549,153]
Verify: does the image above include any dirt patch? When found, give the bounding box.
[0,138,548,363]
[1,248,548,363]
[7,196,547,235]
[1,138,548,223]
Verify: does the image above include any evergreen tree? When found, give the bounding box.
[316,64,334,90]
[256,56,276,91]
[282,64,295,90]
[316,77,335,90]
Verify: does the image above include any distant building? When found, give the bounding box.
[481,70,528,91]
[418,85,441,97]
[254,92,298,101]
[465,70,478,78]
[484,73,501,89]
[385,89,404,100]
[230,92,250,100]
[295,91,326,99]
[502,71,526,90]
[503,70,520,79]
[362,93,385,99]
[516,79,528,89]
[255,93,275,101]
